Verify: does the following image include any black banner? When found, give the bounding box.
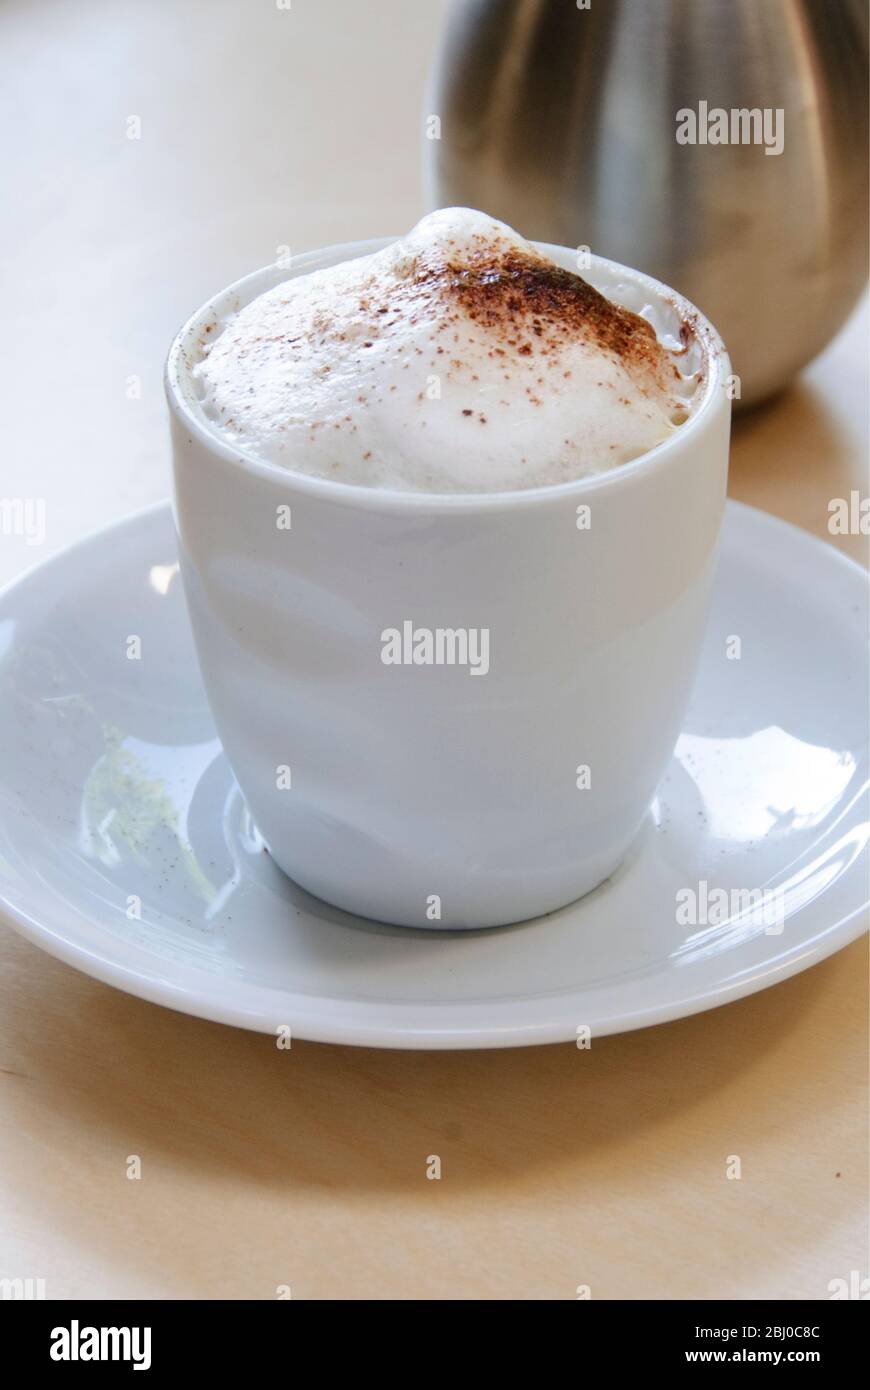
[1,1298,864,1372]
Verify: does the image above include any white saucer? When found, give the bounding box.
[0,501,866,1048]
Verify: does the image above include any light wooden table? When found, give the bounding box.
[1,0,866,1300]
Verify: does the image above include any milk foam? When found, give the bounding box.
[193,208,703,493]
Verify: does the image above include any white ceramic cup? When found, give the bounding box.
[165,240,731,929]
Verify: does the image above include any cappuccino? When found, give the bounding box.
[193,208,703,493]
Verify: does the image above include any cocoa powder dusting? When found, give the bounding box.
[438,248,665,372]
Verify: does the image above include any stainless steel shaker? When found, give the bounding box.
[427,0,869,405]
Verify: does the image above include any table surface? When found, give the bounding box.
[1,0,867,1300]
